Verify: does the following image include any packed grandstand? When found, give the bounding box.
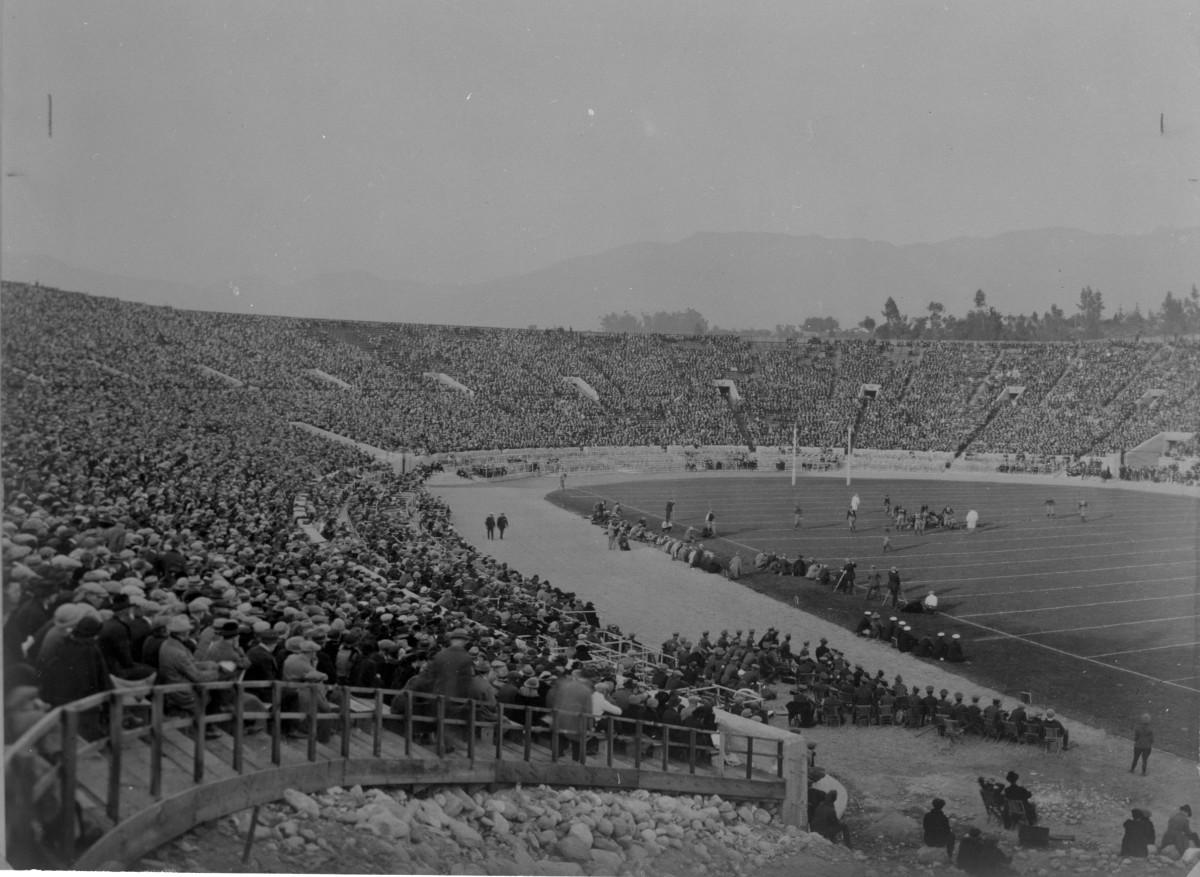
[3,283,1198,468]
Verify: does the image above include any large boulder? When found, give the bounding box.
[588,848,624,873]
[361,809,410,840]
[567,822,594,848]
[553,835,592,863]
[282,789,320,819]
[447,818,484,848]
[917,845,947,865]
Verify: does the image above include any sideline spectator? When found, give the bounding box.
[1130,713,1154,775]
[923,797,956,862]
[1120,809,1156,858]
[1160,805,1199,858]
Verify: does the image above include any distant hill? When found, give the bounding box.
[6,227,1198,329]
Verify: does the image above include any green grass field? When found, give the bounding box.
[551,473,1200,759]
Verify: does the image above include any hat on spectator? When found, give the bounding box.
[285,636,305,653]
[166,615,192,634]
[447,628,471,641]
[217,620,239,637]
[252,621,278,640]
[520,678,540,695]
[53,603,84,629]
[77,581,108,598]
[299,640,320,654]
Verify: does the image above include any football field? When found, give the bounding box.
[554,473,1200,757]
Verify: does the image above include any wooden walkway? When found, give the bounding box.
[4,681,804,869]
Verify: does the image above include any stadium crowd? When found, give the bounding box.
[6,285,1196,461]
[1,284,1091,749]
[6,283,1199,873]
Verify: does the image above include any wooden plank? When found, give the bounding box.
[204,730,271,774]
[231,685,245,773]
[59,708,79,855]
[107,697,124,822]
[159,729,240,785]
[150,689,164,799]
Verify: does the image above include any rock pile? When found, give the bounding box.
[226,783,858,876]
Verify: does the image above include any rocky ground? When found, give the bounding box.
[140,773,1200,876]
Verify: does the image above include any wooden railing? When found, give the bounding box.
[4,680,803,869]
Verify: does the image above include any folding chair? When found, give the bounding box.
[876,703,894,726]
[852,705,872,727]
[1006,799,1029,828]
[1041,726,1064,754]
[981,786,1006,824]
[943,719,965,744]
[1000,720,1020,743]
[821,704,843,727]
[785,699,806,728]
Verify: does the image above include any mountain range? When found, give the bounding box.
[6,227,1198,330]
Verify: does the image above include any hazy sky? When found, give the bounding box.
[4,1,1199,288]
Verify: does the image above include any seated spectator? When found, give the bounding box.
[157,615,220,723]
[1040,708,1070,749]
[811,789,851,848]
[1120,809,1156,858]
[1160,804,1199,858]
[922,798,956,862]
[38,615,111,740]
[1002,771,1037,827]
[957,827,1015,875]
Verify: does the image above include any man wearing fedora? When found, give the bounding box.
[99,593,155,682]
[427,627,476,749]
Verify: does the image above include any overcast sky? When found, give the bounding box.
[3,1,1199,290]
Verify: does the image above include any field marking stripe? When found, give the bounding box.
[1018,613,1200,636]
[915,561,1193,585]
[1087,642,1200,658]
[956,577,1197,599]
[947,615,1200,695]
[959,593,1198,618]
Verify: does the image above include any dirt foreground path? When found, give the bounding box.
[432,471,1200,871]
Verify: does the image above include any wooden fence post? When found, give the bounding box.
[150,688,164,798]
[779,738,808,829]
[59,707,79,857]
[107,693,124,822]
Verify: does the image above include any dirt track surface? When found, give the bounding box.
[432,471,1200,869]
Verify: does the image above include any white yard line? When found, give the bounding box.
[1088,641,1200,659]
[958,593,1198,618]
